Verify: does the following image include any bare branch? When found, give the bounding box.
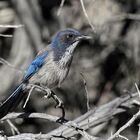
[118,135,129,140]
[80,0,96,32]
[108,84,140,140]
[6,120,20,135]
[137,123,140,140]
[80,73,90,111]
[23,86,34,108]
[0,34,13,37]
[107,14,140,23]
[135,83,140,99]
[0,57,25,74]
[2,113,97,140]
[108,109,140,140]
[57,0,65,16]
[2,92,138,140]
[0,24,23,28]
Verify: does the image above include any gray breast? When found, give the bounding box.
[29,58,69,89]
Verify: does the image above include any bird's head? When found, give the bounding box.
[51,28,91,60]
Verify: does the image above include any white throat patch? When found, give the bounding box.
[59,41,79,67]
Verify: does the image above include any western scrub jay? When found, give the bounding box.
[0,28,91,119]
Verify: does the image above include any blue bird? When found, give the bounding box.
[0,28,91,119]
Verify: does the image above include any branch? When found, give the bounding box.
[108,109,140,140]
[107,14,140,23]
[57,0,65,16]
[0,57,25,74]
[0,34,13,37]
[80,0,96,32]
[2,113,99,140]
[108,84,140,140]
[3,92,139,140]
[80,72,90,111]
[0,24,23,28]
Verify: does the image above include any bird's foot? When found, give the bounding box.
[29,85,67,121]
[50,91,67,121]
[56,116,68,124]
[44,88,52,99]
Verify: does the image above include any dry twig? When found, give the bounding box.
[0,24,23,28]
[80,73,90,111]
[0,57,24,74]
[0,34,13,37]
[108,109,140,140]
[80,0,96,32]
[6,120,20,135]
[108,85,140,140]
[57,0,65,16]
[23,86,34,108]
[137,123,140,140]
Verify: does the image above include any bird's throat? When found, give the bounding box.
[58,41,79,68]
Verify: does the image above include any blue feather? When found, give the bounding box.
[0,83,24,119]
[23,51,48,81]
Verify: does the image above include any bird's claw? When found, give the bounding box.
[56,117,68,124]
[55,101,64,108]
[44,89,52,99]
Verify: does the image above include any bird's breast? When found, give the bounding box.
[29,59,69,89]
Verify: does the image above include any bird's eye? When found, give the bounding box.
[67,34,74,39]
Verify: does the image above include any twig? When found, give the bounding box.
[80,0,96,32]
[108,109,140,140]
[137,124,140,140]
[57,0,65,16]
[6,120,20,135]
[80,73,90,111]
[0,34,13,37]
[0,57,25,74]
[23,86,34,108]
[135,83,140,99]
[107,14,140,23]
[1,112,59,122]
[63,121,95,140]
[108,85,140,140]
[118,135,129,140]
[0,24,23,28]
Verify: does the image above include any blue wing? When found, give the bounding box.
[23,51,48,81]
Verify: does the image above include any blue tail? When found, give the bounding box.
[0,83,26,119]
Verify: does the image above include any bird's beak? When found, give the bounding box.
[76,35,92,41]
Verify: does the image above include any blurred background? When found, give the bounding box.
[0,0,139,139]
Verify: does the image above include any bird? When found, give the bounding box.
[0,28,91,119]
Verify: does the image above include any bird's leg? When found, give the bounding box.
[50,91,67,122]
[45,90,67,123]
[27,84,67,122]
[27,84,52,97]
[50,91,64,108]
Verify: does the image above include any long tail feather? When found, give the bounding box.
[0,83,26,119]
